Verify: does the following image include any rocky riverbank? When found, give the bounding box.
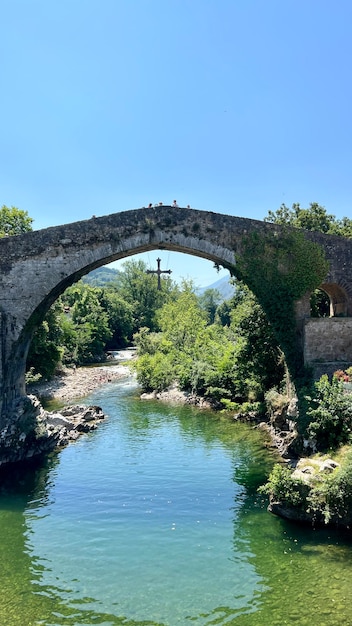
[28,363,132,403]
[11,362,135,463]
[140,384,213,408]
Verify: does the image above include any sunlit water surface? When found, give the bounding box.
[1,376,352,625]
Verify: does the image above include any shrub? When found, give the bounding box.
[134,353,174,392]
[345,366,352,380]
[25,367,42,385]
[261,455,352,526]
[307,453,352,524]
[265,387,290,412]
[259,464,308,508]
[305,375,352,450]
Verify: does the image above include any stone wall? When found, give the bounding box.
[304,317,352,378]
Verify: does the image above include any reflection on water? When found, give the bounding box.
[0,378,351,625]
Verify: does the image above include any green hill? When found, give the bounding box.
[82,266,120,286]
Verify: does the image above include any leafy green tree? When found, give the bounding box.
[305,375,352,450]
[158,287,207,354]
[113,259,178,333]
[226,283,284,398]
[179,324,238,399]
[98,289,134,348]
[134,285,207,394]
[133,327,168,356]
[198,288,221,324]
[133,352,175,392]
[57,310,79,364]
[264,202,352,237]
[61,283,112,363]
[236,228,328,378]
[332,216,352,238]
[26,302,64,379]
[0,204,33,237]
[134,280,282,405]
[215,298,233,327]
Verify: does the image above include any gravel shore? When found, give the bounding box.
[28,364,132,403]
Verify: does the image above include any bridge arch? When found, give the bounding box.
[319,282,349,317]
[1,205,352,464]
[16,232,236,387]
[1,206,242,423]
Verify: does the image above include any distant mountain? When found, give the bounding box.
[198,275,235,301]
[83,266,235,301]
[82,266,120,286]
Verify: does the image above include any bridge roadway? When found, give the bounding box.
[1,205,352,463]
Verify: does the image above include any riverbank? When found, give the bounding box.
[28,363,132,403]
[30,365,352,530]
[15,363,135,460]
[140,384,213,408]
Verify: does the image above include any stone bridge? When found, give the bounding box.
[1,205,352,462]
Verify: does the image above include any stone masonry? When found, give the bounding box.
[304,317,352,379]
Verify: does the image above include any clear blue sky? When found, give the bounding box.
[2,0,352,286]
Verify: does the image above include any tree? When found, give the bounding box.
[97,288,134,348]
[134,280,283,404]
[157,286,207,354]
[61,283,112,363]
[134,286,218,396]
[198,288,221,324]
[264,202,352,237]
[332,216,352,238]
[113,259,178,333]
[228,284,284,397]
[215,299,233,327]
[26,301,64,379]
[0,204,33,237]
[236,228,328,378]
[305,375,352,450]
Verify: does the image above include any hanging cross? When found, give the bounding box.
[146,257,172,290]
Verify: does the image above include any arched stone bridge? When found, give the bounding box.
[1,205,352,460]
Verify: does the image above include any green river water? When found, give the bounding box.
[1,376,352,626]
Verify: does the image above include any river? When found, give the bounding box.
[0,376,352,626]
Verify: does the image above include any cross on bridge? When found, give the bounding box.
[146,257,172,290]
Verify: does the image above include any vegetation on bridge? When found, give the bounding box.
[235,227,328,379]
